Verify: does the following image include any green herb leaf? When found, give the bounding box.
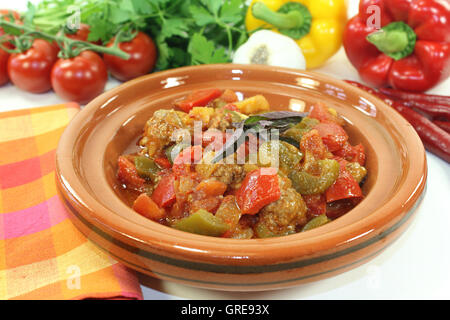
[220,0,245,25]
[160,18,190,39]
[189,5,215,26]
[188,33,229,65]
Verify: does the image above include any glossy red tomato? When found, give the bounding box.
[51,51,107,104]
[103,31,157,81]
[65,23,101,45]
[65,23,91,41]
[7,39,58,93]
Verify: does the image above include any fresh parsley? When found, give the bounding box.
[26,0,248,70]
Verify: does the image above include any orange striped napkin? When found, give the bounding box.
[0,103,143,300]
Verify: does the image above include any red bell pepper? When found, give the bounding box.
[151,173,177,208]
[117,156,145,191]
[314,122,349,152]
[325,159,363,203]
[175,88,222,113]
[343,0,450,92]
[235,168,281,215]
[154,156,172,169]
[172,145,203,176]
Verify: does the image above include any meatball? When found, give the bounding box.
[139,109,189,157]
[211,163,246,186]
[255,176,307,238]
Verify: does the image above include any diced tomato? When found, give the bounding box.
[117,156,145,191]
[309,102,336,123]
[314,122,349,152]
[175,88,222,112]
[133,193,166,221]
[172,145,203,176]
[235,168,281,215]
[151,173,177,208]
[154,156,172,169]
[325,160,363,203]
[334,142,366,166]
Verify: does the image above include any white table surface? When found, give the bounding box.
[2,0,449,300]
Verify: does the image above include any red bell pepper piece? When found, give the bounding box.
[314,122,349,152]
[325,159,363,203]
[154,156,172,169]
[235,168,281,215]
[172,145,203,176]
[343,0,450,92]
[333,142,366,166]
[175,88,222,113]
[151,173,177,208]
[117,156,145,191]
[303,194,327,218]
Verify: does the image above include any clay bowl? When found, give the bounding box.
[56,64,427,291]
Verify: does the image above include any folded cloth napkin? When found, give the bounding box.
[0,103,143,300]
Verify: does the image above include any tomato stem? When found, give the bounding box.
[0,18,130,59]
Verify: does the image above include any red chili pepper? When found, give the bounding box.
[174,88,222,113]
[400,100,450,120]
[235,168,281,215]
[433,121,450,134]
[391,101,450,163]
[343,0,450,92]
[325,159,363,203]
[151,173,177,208]
[379,87,450,107]
[117,156,145,191]
[344,80,395,105]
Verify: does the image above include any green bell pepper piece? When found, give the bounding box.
[289,159,340,195]
[173,209,230,237]
[134,156,159,182]
[302,214,331,232]
[282,117,319,143]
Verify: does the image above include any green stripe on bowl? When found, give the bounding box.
[62,187,424,284]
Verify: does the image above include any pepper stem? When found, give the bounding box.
[366,22,416,61]
[252,2,303,29]
[251,1,312,40]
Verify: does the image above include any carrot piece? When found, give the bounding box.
[133,193,166,221]
[195,179,228,197]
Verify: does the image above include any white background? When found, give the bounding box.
[1,0,449,300]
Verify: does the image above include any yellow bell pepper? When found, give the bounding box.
[245,0,347,69]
